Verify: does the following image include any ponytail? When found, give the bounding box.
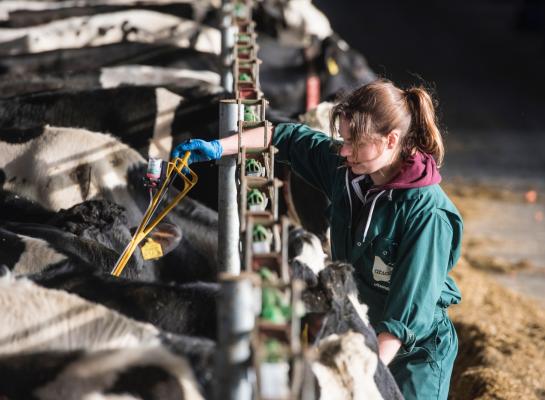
[403,87,444,166]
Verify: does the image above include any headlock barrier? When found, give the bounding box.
[215,1,309,399]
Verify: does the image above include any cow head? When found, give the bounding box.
[288,227,327,288]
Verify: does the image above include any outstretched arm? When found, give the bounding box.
[219,125,275,156]
[172,126,275,162]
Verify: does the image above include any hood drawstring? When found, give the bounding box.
[345,169,352,221]
[362,190,386,243]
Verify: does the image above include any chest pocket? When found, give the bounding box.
[371,237,399,286]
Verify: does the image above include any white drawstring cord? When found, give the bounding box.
[361,190,386,243]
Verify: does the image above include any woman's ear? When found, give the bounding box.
[386,129,401,149]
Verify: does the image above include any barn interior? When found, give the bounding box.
[0,1,544,399]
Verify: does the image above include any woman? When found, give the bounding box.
[173,79,463,400]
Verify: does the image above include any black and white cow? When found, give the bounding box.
[300,262,404,400]
[258,33,376,118]
[26,225,328,339]
[0,9,220,56]
[0,126,219,282]
[0,272,216,399]
[0,88,223,160]
[0,64,222,99]
[0,346,207,400]
[34,267,219,339]
[0,0,218,28]
[0,42,220,79]
[0,197,183,281]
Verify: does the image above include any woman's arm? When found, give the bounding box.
[378,332,402,365]
[219,125,275,156]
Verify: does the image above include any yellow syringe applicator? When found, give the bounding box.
[111,151,198,277]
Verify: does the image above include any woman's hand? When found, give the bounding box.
[171,139,223,164]
[377,332,402,365]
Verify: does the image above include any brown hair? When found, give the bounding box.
[330,79,444,166]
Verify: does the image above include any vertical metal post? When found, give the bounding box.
[219,100,243,274]
[221,2,237,93]
[215,273,258,400]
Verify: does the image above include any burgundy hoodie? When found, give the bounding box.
[378,151,441,190]
[348,152,441,239]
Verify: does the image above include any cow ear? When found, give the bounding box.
[148,223,182,256]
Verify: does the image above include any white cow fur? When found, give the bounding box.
[150,87,184,160]
[0,10,220,55]
[33,346,204,400]
[312,332,384,400]
[0,125,145,212]
[11,234,68,276]
[99,65,221,90]
[0,273,161,355]
[298,101,334,135]
[281,0,333,42]
[292,231,327,276]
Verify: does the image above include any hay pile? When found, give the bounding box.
[449,258,545,399]
[446,185,545,399]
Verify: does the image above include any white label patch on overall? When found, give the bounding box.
[372,256,393,288]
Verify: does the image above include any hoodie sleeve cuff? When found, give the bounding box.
[375,319,417,352]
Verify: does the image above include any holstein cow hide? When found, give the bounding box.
[0,65,222,99]
[0,86,223,160]
[0,0,219,28]
[0,346,205,400]
[0,273,215,399]
[0,126,219,282]
[0,43,221,77]
[255,0,333,43]
[0,196,182,281]
[0,9,220,56]
[31,227,327,339]
[34,267,219,339]
[0,273,163,354]
[302,262,404,400]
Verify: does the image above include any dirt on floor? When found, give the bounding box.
[446,185,545,400]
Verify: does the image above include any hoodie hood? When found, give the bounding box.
[378,151,441,190]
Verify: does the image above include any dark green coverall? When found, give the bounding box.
[273,123,463,400]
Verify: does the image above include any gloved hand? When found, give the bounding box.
[171,139,223,164]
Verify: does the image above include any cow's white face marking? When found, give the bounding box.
[293,233,327,276]
[13,235,67,275]
[372,256,393,283]
[149,88,183,160]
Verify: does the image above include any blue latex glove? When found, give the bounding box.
[171,139,223,164]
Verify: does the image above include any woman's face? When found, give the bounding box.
[338,118,394,176]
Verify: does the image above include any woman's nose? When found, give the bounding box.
[339,143,351,157]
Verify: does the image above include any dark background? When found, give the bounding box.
[314,0,545,187]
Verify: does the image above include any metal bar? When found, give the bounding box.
[215,273,258,400]
[219,100,244,275]
[221,2,237,93]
